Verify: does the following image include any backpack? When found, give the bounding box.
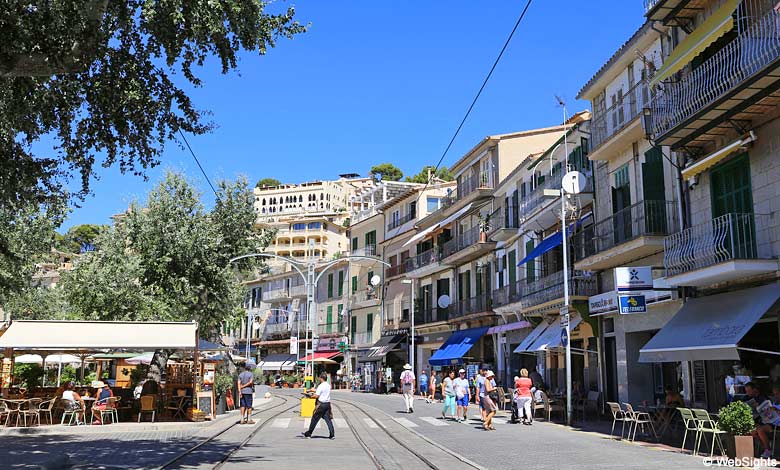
[402,371,413,385]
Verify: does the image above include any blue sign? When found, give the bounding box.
[619,294,647,314]
[560,328,568,347]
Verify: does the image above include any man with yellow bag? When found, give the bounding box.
[301,372,334,440]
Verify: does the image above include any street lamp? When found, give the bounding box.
[402,279,414,375]
[245,309,265,363]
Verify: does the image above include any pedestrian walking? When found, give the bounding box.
[427,371,437,403]
[482,370,498,431]
[475,367,487,422]
[454,369,470,423]
[441,369,457,420]
[419,370,429,397]
[515,368,534,425]
[302,372,334,439]
[237,364,255,424]
[400,364,416,413]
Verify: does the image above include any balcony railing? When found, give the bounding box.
[442,226,481,258]
[651,3,780,138]
[351,331,376,346]
[316,322,344,335]
[353,288,379,303]
[406,247,444,272]
[520,171,565,220]
[492,281,524,307]
[457,170,495,201]
[453,293,493,318]
[572,200,679,262]
[420,307,450,324]
[351,244,377,257]
[521,270,597,309]
[290,284,307,297]
[386,262,408,278]
[591,79,650,150]
[388,212,415,231]
[488,205,520,234]
[263,288,290,301]
[664,212,770,276]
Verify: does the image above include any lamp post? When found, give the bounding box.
[402,279,415,375]
[558,98,574,427]
[245,310,263,364]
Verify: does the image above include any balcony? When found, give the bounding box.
[521,270,597,312]
[388,212,415,231]
[263,288,291,302]
[386,262,408,279]
[663,213,777,286]
[351,331,376,347]
[650,4,780,148]
[419,307,451,324]
[441,226,497,265]
[405,247,448,278]
[521,169,594,228]
[573,200,680,271]
[352,288,380,307]
[590,79,650,159]
[488,205,520,242]
[263,321,290,338]
[316,322,344,335]
[425,171,494,224]
[351,244,377,257]
[290,284,307,297]
[452,293,493,319]
[492,281,523,309]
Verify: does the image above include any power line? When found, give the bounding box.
[417,0,534,196]
[178,129,218,197]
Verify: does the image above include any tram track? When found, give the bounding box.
[156,394,297,470]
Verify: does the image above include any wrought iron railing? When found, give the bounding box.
[457,170,495,201]
[651,3,780,138]
[591,79,650,150]
[572,200,679,262]
[442,226,481,258]
[388,212,415,231]
[520,171,564,220]
[664,212,770,276]
[420,307,450,324]
[488,204,520,234]
[351,244,377,257]
[406,247,444,272]
[453,293,493,318]
[520,270,597,309]
[492,281,524,307]
[386,262,408,278]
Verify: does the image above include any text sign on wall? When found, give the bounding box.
[614,266,653,292]
[619,294,647,314]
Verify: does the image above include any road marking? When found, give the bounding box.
[363,418,379,429]
[333,418,347,428]
[393,418,418,428]
[272,418,291,428]
[419,417,449,426]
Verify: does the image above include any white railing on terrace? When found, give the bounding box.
[651,3,780,138]
[591,79,650,150]
[351,244,377,257]
[664,213,771,276]
[520,270,597,309]
[263,288,290,301]
[353,288,380,303]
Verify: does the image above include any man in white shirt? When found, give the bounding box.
[454,369,470,423]
[302,372,334,439]
[400,363,416,413]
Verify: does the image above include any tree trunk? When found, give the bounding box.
[147,349,173,385]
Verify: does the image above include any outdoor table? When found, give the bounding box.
[167,396,190,420]
[640,405,676,438]
[82,397,96,414]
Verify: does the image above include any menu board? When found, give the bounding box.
[197,391,214,418]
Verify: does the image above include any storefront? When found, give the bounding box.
[488,320,532,387]
[428,326,490,379]
[358,330,408,393]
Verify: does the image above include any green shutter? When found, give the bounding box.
[642,147,668,233]
[508,250,517,284]
[327,273,334,298]
[366,313,373,333]
[351,237,358,251]
[326,306,333,333]
[338,271,344,296]
[525,239,535,283]
[367,271,374,286]
[337,304,343,330]
[351,275,358,293]
[351,316,357,344]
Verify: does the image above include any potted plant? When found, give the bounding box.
[718,401,755,460]
[214,372,234,415]
[478,214,491,242]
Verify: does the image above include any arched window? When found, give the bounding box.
[262,198,266,205]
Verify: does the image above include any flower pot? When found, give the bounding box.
[293,383,300,388]
[479,231,487,243]
[283,383,289,388]
[733,435,754,461]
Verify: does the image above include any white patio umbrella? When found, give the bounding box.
[14,354,43,364]
[45,354,83,387]
[125,352,175,365]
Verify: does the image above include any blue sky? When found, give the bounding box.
[62,0,645,230]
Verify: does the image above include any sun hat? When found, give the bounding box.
[486,370,495,378]
[458,369,466,374]
[92,381,106,388]
[403,363,412,370]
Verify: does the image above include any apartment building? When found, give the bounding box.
[576,21,685,406]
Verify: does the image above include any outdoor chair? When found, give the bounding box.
[542,391,565,421]
[138,395,156,423]
[17,399,42,427]
[496,387,512,411]
[574,391,600,421]
[37,398,57,424]
[532,394,546,420]
[60,400,83,426]
[692,408,726,457]
[607,402,629,439]
[91,397,118,425]
[0,400,9,426]
[677,408,699,453]
[623,403,657,442]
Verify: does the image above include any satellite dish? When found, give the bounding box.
[370,275,381,286]
[437,295,451,309]
[561,171,587,195]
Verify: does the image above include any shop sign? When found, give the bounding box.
[589,291,617,315]
[619,294,647,314]
[290,336,298,355]
[614,266,653,292]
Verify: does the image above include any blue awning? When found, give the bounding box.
[428,327,489,366]
[517,214,592,266]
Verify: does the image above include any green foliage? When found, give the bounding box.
[55,224,105,253]
[370,163,403,182]
[405,165,454,183]
[45,364,78,385]
[14,363,44,388]
[0,0,306,219]
[214,372,235,396]
[718,401,755,436]
[255,178,281,188]
[3,285,73,320]
[124,365,149,389]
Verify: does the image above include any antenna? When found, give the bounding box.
[555,94,566,108]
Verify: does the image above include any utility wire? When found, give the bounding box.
[179,129,219,197]
[416,0,534,197]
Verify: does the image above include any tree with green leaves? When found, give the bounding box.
[370,163,403,181]
[63,171,274,385]
[255,178,282,188]
[405,165,454,183]
[55,224,106,254]
[2,285,73,321]
[1,0,306,216]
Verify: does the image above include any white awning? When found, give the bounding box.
[258,353,297,371]
[513,320,551,353]
[402,224,440,247]
[639,283,780,363]
[0,320,198,350]
[527,315,582,351]
[438,203,473,228]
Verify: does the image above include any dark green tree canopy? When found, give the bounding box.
[0,0,306,215]
[55,224,106,253]
[256,178,282,188]
[405,165,454,183]
[370,163,403,181]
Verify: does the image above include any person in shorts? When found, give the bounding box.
[482,370,498,430]
[419,370,429,397]
[237,364,255,424]
[475,367,487,422]
[454,369,470,423]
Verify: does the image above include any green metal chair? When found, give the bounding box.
[692,408,727,457]
[678,408,699,453]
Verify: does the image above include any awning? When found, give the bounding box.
[518,232,562,266]
[125,352,176,366]
[438,203,473,228]
[362,333,406,361]
[258,353,297,371]
[487,321,532,335]
[0,320,198,350]
[681,132,756,180]
[198,339,226,351]
[301,351,341,362]
[403,224,440,247]
[639,283,780,363]
[650,0,739,86]
[513,321,551,353]
[527,315,583,352]
[428,327,488,366]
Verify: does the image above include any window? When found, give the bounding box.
[351,237,358,251]
[392,210,400,226]
[427,197,441,212]
[293,223,306,231]
[409,201,417,219]
[308,222,322,230]
[338,271,344,296]
[367,313,374,333]
[327,273,334,298]
[365,230,376,248]
[367,271,374,286]
[525,239,535,284]
[326,306,333,333]
[351,316,357,343]
[351,275,358,293]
